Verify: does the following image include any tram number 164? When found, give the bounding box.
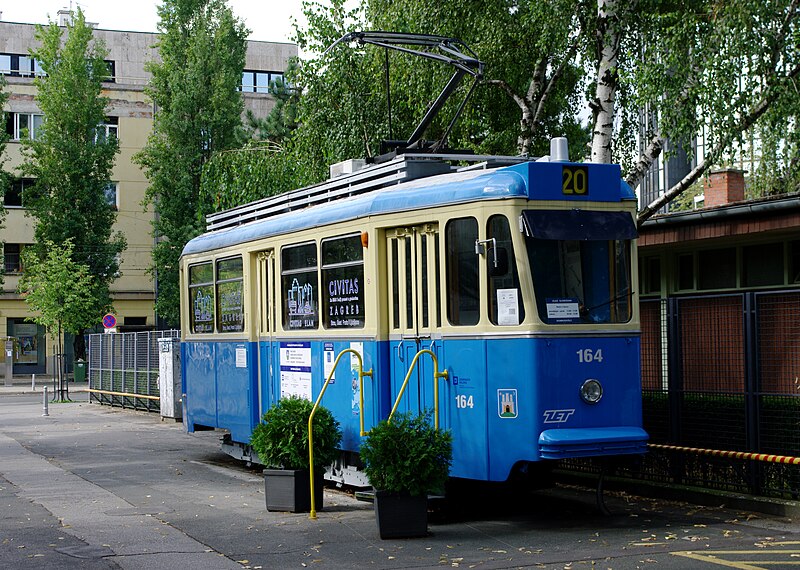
[455,394,475,409]
[577,348,604,363]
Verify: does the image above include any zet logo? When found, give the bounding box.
[543,409,575,424]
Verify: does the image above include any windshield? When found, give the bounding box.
[525,238,633,324]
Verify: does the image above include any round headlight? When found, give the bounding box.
[580,379,603,404]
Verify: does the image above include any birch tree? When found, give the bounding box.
[586,0,800,223]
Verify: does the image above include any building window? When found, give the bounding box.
[5,178,35,207]
[189,262,215,333]
[241,70,285,93]
[0,53,43,77]
[446,217,479,326]
[216,257,244,333]
[698,248,737,290]
[96,117,118,142]
[103,60,116,82]
[103,182,118,209]
[742,243,784,287]
[791,240,800,284]
[3,243,23,274]
[641,256,662,295]
[321,234,365,329]
[677,253,695,291]
[281,242,318,330]
[5,112,44,141]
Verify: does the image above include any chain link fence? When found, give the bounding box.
[88,331,180,412]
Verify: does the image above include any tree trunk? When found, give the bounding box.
[73,328,86,361]
[625,134,663,189]
[590,0,622,163]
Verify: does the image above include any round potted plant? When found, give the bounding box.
[359,411,452,538]
[250,396,341,512]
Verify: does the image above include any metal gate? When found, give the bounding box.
[88,330,180,412]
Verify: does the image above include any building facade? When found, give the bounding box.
[1,11,297,374]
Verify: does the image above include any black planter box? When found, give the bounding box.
[374,490,428,539]
[264,468,324,513]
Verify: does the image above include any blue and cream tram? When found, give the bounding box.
[179,139,648,486]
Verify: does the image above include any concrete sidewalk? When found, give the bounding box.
[0,375,88,397]
[1,396,798,570]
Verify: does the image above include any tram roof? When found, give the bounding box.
[183,160,635,257]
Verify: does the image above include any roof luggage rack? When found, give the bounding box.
[205,152,527,232]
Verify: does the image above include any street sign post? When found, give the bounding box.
[102,314,117,334]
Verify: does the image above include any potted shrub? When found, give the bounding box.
[249,396,341,512]
[359,411,452,538]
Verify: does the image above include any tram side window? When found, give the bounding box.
[189,262,214,333]
[282,242,319,330]
[216,257,244,333]
[487,215,525,325]
[322,235,365,328]
[446,217,479,326]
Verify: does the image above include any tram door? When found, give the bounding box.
[256,250,276,415]
[385,224,445,421]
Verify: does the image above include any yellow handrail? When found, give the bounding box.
[308,349,373,520]
[388,349,448,430]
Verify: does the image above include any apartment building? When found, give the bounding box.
[1,10,297,374]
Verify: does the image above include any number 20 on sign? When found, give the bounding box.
[562,165,589,195]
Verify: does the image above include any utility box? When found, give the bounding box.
[158,337,182,420]
[4,340,13,387]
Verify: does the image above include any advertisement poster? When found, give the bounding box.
[325,271,364,328]
[15,323,39,365]
[192,287,214,333]
[218,282,244,332]
[279,342,312,399]
[286,277,317,329]
[350,342,363,416]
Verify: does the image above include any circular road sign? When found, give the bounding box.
[102,314,117,329]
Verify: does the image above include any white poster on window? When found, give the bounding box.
[546,298,582,323]
[323,342,335,383]
[235,346,247,368]
[497,289,520,326]
[279,342,312,400]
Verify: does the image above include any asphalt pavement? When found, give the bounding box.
[2,379,800,569]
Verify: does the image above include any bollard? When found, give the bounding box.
[42,386,49,417]
[31,373,36,391]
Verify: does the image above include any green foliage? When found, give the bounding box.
[135,0,248,326]
[366,0,588,157]
[201,0,590,211]
[667,180,704,212]
[199,141,310,212]
[622,0,800,197]
[19,9,125,333]
[18,239,97,335]
[360,411,452,496]
[249,396,342,470]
